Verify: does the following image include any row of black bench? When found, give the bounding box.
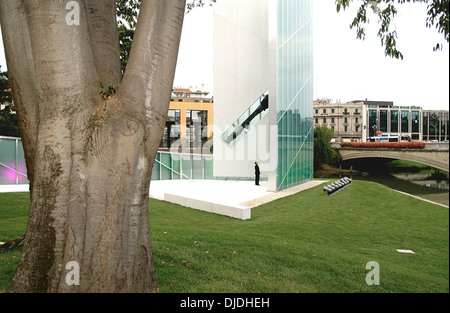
[323,177,352,196]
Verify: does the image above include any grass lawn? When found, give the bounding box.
[0,180,448,293]
[385,160,440,174]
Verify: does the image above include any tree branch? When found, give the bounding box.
[118,0,186,149]
[85,0,122,87]
[0,0,39,186]
[23,0,100,116]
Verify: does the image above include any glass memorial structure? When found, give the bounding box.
[213,0,313,191]
[275,0,314,191]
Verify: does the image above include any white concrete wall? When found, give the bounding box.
[213,0,272,179]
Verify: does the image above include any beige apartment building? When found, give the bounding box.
[159,87,214,152]
[314,99,365,142]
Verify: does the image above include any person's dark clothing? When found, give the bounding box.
[255,164,260,186]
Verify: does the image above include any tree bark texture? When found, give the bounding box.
[0,0,186,293]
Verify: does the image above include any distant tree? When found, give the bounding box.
[0,71,19,137]
[314,125,340,171]
[117,0,216,76]
[0,103,20,137]
[0,71,12,103]
[336,0,449,59]
[118,24,134,75]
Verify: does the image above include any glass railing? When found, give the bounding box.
[221,91,269,146]
[151,151,214,181]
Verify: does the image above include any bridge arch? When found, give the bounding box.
[333,143,449,173]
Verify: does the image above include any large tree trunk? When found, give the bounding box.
[0,0,186,293]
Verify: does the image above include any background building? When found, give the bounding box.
[160,87,214,153]
[313,99,446,143]
[313,98,363,142]
[423,110,449,142]
[213,0,313,192]
[361,101,422,142]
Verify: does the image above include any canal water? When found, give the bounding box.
[331,159,449,207]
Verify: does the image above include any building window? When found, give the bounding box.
[428,113,440,141]
[356,125,359,132]
[331,109,335,114]
[369,109,377,137]
[331,117,335,123]
[401,111,409,133]
[423,112,429,137]
[344,126,348,132]
[315,109,318,114]
[391,110,399,133]
[443,115,449,141]
[323,109,327,114]
[160,110,181,149]
[412,111,420,133]
[186,110,208,149]
[323,118,327,124]
[380,110,388,132]
[315,118,319,124]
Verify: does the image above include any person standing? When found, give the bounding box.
[254,162,260,186]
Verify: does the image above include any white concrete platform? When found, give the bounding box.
[149,179,327,220]
[149,180,273,220]
[0,185,30,193]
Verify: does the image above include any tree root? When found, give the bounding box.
[0,235,26,252]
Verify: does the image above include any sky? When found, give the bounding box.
[1,0,449,110]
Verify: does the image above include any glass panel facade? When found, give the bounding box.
[160,109,181,149]
[423,112,429,136]
[401,111,409,133]
[391,110,399,133]
[412,111,420,133]
[422,111,450,142]
[160,153,172,180]
[0,137,29,185]
[369,110,377,137]
[276,0,313,191]
[380,110,388,132]
[429,113,439,140]
[186,110,208,149]
[441,118,446,141]
[151,151,214,181]
[151,153,161,181]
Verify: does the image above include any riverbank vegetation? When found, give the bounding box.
[313,126,341,171]
[1,180,448,293]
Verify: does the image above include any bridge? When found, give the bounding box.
[331,142,449,173]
